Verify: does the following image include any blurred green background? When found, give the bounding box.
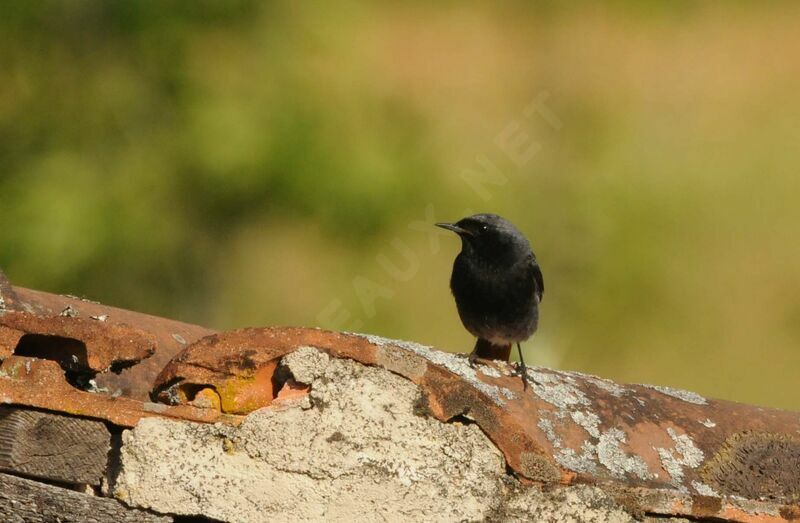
[2,1,799,409]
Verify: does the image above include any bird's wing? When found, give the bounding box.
[531,258,544,303]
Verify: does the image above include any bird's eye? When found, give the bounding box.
[481,225,489,232]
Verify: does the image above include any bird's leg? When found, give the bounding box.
[468,338,488,367]
[468,345,479,367]
[516,343,529,389]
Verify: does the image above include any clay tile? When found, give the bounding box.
[2,271,799,522]
[153,326,800,522]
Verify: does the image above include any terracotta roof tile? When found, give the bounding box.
[0,267,798,522]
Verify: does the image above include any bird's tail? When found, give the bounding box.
[472,338,512,362]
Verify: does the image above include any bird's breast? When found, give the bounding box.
[450,254,538,320]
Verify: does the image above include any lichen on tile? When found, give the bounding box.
[641,384,707,405]
[654,427,704,484]
[351,333,515,405]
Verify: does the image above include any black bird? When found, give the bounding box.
[436,213,543,385]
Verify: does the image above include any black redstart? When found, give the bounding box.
[436,213,544,386]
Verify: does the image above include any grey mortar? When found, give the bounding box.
[113,346,644,522]
[496,483,635,523]
[115,347,507,521]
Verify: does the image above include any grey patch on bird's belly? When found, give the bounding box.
[477,310,539,346]
[484,334,515,346]
[348,332,516,406]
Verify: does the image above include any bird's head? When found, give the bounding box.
[436,213,531,263]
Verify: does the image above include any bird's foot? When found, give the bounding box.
[513,343,529,389]
[467,350,479,368]
[514,360,529,390]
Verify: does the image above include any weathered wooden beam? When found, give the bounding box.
[0,472,171,522]
[0,407,110,486]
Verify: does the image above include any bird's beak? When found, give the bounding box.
[435,222,472,236]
